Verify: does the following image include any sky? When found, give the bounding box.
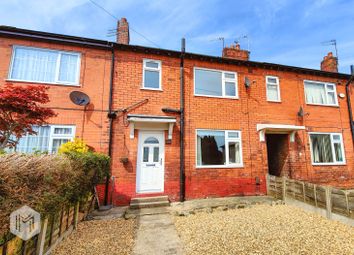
[1,0,354,73]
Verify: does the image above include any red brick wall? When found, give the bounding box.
[110,50,181,205]
[1,36,353,206]
[111,50,354,205]
[183,59,354,199]
[0,37,112,153]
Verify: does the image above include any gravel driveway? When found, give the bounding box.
[52,218,137,255]
[174,204,354,255]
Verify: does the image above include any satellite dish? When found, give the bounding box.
[69,91,90,106]
[244,77,251,88]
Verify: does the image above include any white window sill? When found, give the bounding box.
[196,164,244,169]
[141,87,163,91]
[6,79,80,87]
[194,94,239,100]
[306,103,339,108]
[312,162,346,166]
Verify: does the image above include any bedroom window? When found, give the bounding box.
[194,68,238,98]
[9,46,81,85]
[304,80,338,106]
[142,59,161,90]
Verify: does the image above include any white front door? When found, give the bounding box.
[137,131,164,193]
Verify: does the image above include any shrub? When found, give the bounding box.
[0,152,110,240]
[58,138,89,154]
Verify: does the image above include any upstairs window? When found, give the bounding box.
[142,59,161,90]
[196,130,242,168]
[304,80,338,106]
[309,133,345,165]
[9,46,80,85]
[266,76,280,102]
[194,68,238,98]
[9,125,75,154]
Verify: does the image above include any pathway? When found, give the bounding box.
[133,212,184,255]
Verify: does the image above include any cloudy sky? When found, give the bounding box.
[1,0,354,73]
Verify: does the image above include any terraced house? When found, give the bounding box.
[1,18,353,206]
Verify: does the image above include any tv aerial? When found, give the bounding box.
[321,39,338,58]
[69,91,90,106]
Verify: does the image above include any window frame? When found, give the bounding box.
[142,59,162,91]
[195,129,243,169]
[304,80,338,106]
[194,67,238,99]
[48,125,76,153]
[309,132,346,166]
[8,45,81,86]
[266,75,281,102]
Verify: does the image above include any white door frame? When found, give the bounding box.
[136,130,165,193]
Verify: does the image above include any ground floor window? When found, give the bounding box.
[196,129,242,167]
[11,125,75,153]
[309,133,345,165]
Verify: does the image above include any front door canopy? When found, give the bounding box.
[127,114,176,139]
[256,124,306,142]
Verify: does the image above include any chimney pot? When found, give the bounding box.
[321,51,338,73]
[222,43,250,61]
[117,17,130,45]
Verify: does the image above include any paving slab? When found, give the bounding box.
[170,195,276,213]
[88,206,128,220]
[133,213,184,255]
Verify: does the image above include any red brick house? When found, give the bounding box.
[1,18,353,206]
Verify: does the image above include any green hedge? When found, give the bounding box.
[0,152,110,242]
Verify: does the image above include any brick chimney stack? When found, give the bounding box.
[117,17,130,45]
[320,52,338,72]
[222,43,250,61]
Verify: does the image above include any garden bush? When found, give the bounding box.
[0,152,110,241]
[58,138,89,154]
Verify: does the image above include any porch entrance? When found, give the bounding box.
[266,134,289,177]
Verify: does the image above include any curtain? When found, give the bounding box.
[197,135,202,165]
[267,84,279,101]
[51,139,70,153]
[58,53,79,83]
[16,126,50,153]
[53,127,73,135]
[311,134,333,163]
[11,48,57,82]
[305,83,326,104]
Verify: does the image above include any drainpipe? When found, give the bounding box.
[180,38,186,202]
[104,43,116,207]
[346,65,354,145]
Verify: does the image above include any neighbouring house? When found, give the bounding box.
[0,18,353,206]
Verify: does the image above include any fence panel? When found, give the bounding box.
[267,174,354,220]
[0,197,92,255]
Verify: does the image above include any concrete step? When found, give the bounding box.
[130,200,170,209]
[131,195,169,204]
[125,207,170,219]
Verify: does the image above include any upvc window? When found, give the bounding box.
[196,130,243,168]
[304,80,338,106]
[142,59,161,90]
[194,68,238,98]
[266,76,280,102]
[9,46,81,85]
[11,125,75,154]
[309,133,345,165]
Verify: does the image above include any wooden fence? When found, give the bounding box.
[0,198,92,255]
[267,174,354,219]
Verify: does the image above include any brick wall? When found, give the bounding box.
[1,36,353,206]
[0,37,112,154]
